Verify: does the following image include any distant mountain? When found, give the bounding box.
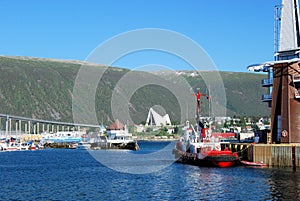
[0,56,270,125]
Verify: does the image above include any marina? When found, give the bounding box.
[0,111,299,167]
[0,141,299,200]
[0,114,139,151]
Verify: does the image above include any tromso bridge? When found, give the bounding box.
[0,113,100,138]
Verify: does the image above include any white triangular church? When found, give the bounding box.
[145,108,172,126]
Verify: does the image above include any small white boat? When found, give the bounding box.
[6,143,20,151]
[76,142,91,150]
[20,142,38,150]
[1,142,38,151]
[1,142,21,151]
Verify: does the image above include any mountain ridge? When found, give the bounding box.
[0,56,270,125]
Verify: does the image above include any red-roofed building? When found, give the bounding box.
[107,119,124,130]
[106,119,134,144]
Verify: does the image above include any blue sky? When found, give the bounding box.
[0,0,282,72]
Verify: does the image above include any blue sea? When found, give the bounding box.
[0,141,299,201]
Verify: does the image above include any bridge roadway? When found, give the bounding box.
[0,113,100,128]
[0,113,100,135]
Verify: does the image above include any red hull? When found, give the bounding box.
[205,150,239,168]
[212,161,236,168]
[173,149,239,168]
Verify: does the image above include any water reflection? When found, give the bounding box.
[268,168,300,200]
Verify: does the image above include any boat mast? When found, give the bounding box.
[193,88,210,140]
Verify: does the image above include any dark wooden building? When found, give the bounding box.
[248,0,300,143]
[271,62,300,143]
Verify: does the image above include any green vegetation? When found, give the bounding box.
[0,56,270,126]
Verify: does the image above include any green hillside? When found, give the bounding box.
[0,56,270,125]
[181,71,270,117]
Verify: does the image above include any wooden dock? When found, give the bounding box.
[227,143,300,167]
[251,144,300,167]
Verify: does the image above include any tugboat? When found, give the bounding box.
[173,89,239,168]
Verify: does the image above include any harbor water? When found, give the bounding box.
[0,141,299,200]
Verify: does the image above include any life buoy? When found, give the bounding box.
[281,130,288,138]
[215,145,221,151]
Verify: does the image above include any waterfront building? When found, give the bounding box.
[248,0,300,143]
[106,119,133,143]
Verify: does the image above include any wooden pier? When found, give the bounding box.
[251,144,300,167]
[228,143,300,167]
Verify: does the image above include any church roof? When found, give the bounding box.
[145,108,171,126]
